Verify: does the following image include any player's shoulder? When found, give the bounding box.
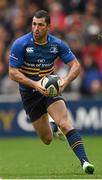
[49,33,61,44]
[11,32,32,47]
[49,33,68,47]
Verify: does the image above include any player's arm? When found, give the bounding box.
[59,58,80,93]
[58,41,81,93]
[9,67,48,95]
[9,67,38,89]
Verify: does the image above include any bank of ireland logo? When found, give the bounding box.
[26,47,34,53]
[50,44,58,54]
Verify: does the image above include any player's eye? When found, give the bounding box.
[33,22,37,26]
[33,22,45,27]
[38,23,45,27]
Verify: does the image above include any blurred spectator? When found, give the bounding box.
[80,54,102,96]
[48,1,67,32]
[8,9,28,41]
[82,38,102,76]
[0,24,8,42]
[0,0,9,24]
[0,75,19,94]
[59,0,87,14]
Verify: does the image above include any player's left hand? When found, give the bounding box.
[58,77,68,94]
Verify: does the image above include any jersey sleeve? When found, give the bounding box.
[9,39,24,68]
[59,41,76,64]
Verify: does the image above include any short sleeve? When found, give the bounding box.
[59,41,76,64]
[9,39,24,68]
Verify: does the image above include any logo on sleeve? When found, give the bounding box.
[10,54,18,60]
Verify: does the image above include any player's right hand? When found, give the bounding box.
[33,78,49,96]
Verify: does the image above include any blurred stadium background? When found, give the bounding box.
[0,0,102,179]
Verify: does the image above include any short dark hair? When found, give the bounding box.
[34,10,50,25]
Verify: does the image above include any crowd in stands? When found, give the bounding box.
[0,0,102,98]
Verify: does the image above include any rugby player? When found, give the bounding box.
[9,10,95,174]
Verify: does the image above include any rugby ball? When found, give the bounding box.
[42,75,60,97]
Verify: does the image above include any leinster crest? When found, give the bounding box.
[50,44,58,54]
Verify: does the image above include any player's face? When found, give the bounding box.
[32,17,50,41]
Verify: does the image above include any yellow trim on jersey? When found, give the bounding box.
[40,66,54,72]
[19,69,39,75]
[19,66,55,76]
[21,65,39,71]
[39,70,54,77]
[21,65,54,72]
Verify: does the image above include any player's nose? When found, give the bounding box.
[35,24,39,30]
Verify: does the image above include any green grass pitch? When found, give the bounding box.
[0,136,102,179]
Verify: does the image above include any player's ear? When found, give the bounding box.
[47,24,50,31]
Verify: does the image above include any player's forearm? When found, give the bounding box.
[9,67,36,89]
[64,59,80,86]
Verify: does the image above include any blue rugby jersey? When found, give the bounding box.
[9,32,76,92]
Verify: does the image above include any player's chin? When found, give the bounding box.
[34,34,40,39]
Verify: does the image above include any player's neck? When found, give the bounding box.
[34,34,48,45]
[35,40,48,45]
